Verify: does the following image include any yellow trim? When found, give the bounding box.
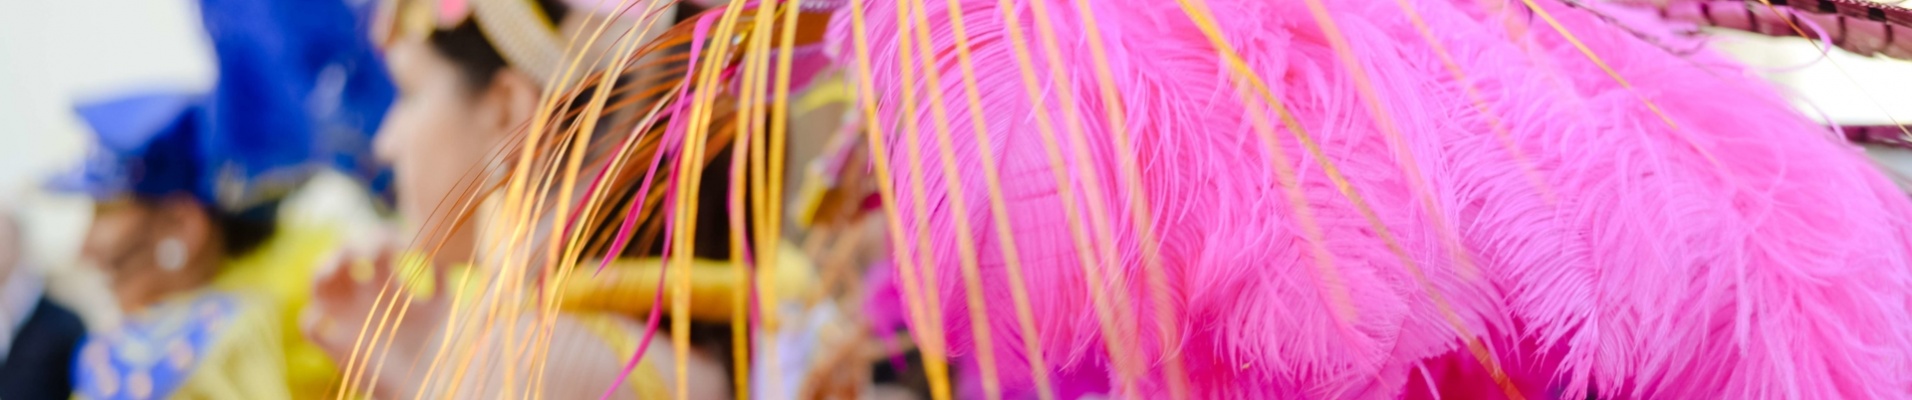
[793,75,853,116]
[397,244,817,322]
[556,244,818,322]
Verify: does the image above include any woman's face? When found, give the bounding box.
[77,199,214,311]
[374,39,517,252]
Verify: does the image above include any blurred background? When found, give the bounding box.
[0,0,1910,328]
[0,0,387,326]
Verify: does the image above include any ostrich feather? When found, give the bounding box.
[824,0,1912,398]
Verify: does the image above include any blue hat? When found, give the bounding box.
[55,0,396,214]
[53,92,206,203]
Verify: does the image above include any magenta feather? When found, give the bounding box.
[827,0,1912,397]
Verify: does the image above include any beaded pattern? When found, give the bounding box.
[74,293,240,400]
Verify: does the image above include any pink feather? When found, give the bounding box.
[828,0,1912,398]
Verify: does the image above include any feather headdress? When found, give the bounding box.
[819,0,1912,397]
[344,0,1912,398]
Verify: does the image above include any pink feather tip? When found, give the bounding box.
[436,0,471,27]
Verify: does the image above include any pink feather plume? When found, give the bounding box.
[827,0,1912,398]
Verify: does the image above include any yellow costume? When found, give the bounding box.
[74,225,340,400]
[558,245,819,322]
[382,244,819,398]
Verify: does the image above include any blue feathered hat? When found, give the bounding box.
[53,0,395,216]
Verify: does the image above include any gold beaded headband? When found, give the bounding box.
[373,0,672,83]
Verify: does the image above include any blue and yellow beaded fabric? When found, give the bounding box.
[75,293,256,400]
[72,224,339,400]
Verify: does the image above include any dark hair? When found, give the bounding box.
[583,147,754,261]
[128,196,279,258]
[426,0,571,91]
[214,202,278,257]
